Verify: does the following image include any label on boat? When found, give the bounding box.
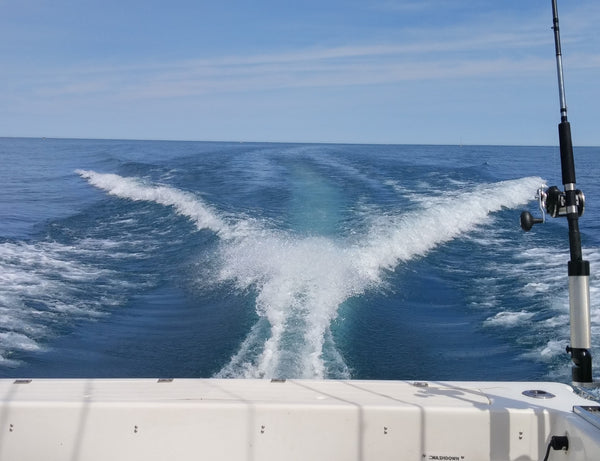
[426,455,464,460]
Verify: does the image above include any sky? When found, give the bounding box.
[0,0,599,145]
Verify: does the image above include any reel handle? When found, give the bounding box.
[520,211,544,231]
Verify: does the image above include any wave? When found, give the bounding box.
[79,170,544,379]
[0,240,126,366]
[352,177,545,282]
[76,170,235,238]
[482,245,600,381]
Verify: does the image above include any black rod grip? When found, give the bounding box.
[559,121,576,186]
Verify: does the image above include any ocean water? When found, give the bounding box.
[0,137,598,382]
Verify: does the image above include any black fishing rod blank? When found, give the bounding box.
[520,0,593,384]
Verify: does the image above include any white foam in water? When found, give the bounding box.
[76,170,236,238]
[483,243,600,380]
[540,339,570,360]
[352,177,545,282]
[0,240,126,365]
[80,171,545,379]
[216,235,360,378]
[484,311,535,327]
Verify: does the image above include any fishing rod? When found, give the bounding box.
[520,0,592,384]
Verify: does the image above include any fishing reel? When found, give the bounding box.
[520,185,585,231]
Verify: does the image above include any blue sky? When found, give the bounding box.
[1,0,599,145]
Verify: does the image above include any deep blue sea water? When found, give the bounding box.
[0,138,598,382]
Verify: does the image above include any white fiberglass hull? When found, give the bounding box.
[0,378,598,460]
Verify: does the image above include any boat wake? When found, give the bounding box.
[77,170,544,379]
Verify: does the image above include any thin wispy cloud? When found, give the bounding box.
[14,25,571,102]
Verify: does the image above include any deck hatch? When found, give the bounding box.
[522,389,555,399]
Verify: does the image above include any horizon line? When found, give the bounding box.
[2,135,597,149]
